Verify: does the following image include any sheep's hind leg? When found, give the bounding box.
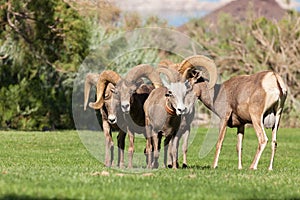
[250,118,268,170]
[236,126,244,170]
[269,110,282,170]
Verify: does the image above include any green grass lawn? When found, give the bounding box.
[0,128,299,199]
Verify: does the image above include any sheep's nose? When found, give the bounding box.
[176,107,187,115]
[108,115,117,124]
[121,103,130,113]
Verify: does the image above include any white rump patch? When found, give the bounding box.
[261,72,280,112]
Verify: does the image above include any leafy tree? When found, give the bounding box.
[0,0,89,130]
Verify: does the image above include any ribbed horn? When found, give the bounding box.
[89,70,121,110]
[84,73,99,111]
[125,64,163,88]
[178,55,217,89]
[156,66,181,83]
[158,60,180,72]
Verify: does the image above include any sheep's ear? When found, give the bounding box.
[185,80,192,90]
[135,78,144,88]
[161,76,170,89]
[187,70,205,85]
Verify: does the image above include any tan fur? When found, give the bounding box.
[192,70,287,170]
[84,73,126,168]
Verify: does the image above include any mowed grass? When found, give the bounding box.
[0,128,299,199]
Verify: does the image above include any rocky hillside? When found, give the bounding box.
[178,0,288,31]
[203,0,287,25]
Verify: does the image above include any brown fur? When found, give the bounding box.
[193,70,287,170]
[84,74,126,167]
[144,81,194,169]
[157,55,218,168]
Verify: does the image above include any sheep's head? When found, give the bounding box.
[88,70,121,110]
[102,84,120,125]
[157,66,195,115]
[164,80,192,116]
[178,55,218,89]
[117,64,163,113]
[112,79,142,113]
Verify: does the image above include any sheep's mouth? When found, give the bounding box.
[121,102,130,113]
[123,111,130,114]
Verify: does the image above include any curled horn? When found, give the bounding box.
[178,55,217,89]
[89,70,121,110]
[84,73,99,111]
[158,60,180,72]
[124,64,163,88]
[156,66,181,83]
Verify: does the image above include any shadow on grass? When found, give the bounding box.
[0,194,72,200]
[185,164,211,170]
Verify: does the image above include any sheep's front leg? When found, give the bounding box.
[213,117,229,169]
[103,120,113,167]
[152,131,160,169]
[127,128,135,169]
[163,136,172,168]
[171,135,180,169]
[117,130,126,168]
[181,128,190,168]
[164,137,172,168]
[236,126,244,170]
[145,124,153,169]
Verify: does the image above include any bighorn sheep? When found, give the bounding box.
[155,66,196,168]
[84,72,126,167]
[144,61,216,169]
[178,55,287,170]
[88,64,163,168]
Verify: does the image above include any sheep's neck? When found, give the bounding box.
[197,83,221,115]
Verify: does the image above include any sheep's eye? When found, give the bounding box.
[111,89,119,95]
[104,93,109,99]
[129,90,135,95]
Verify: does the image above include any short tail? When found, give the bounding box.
[274,73,287,98]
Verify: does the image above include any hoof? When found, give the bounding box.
[268,166,273,171]
[118,163,125,169]
[152,162,159,169]
[182,163,188,169]
[167,164,173,169]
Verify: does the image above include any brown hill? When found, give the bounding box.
[178,0,287,31]
[203,0,287,25]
